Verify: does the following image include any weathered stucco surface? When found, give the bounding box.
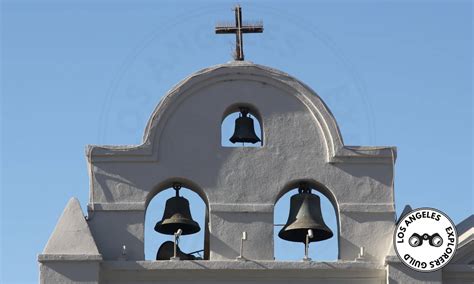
[38,62,473,283]
[43,198,100,256]
[84,62,396,263]
[39,198,102,283]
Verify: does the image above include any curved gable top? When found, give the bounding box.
[88,61,395,163]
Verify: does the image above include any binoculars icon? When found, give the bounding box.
[409,233,443,247]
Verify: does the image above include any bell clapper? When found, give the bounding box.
[236,231,248,261]
[303,229,313,261]
[170,229,183,261]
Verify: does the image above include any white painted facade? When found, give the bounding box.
[38,61,473,283]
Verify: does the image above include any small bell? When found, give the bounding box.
[154,184,201,235]
[229,107,261,144]
[278,184,333,243]
[156,241,201,260]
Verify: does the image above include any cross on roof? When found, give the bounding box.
[215,5,263,61]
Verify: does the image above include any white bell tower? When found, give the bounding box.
[39,6,472,284]
[38,61,403,283]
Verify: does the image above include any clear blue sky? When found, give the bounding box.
[1,0,472,283]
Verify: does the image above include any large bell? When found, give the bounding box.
[229,107,261,144]
[278,184,333,243]
[154,184,201,235]
[156,241,201,260]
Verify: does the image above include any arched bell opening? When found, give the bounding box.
[273,180,340,261]
[145,179,209,260]
[221,103,263,147]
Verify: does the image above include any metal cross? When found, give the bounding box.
[215,5,263,61]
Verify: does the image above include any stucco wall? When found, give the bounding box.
[38,61,474,284]
[40,262,100,284]
[99,261,387,284]
[85,62,396,263]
